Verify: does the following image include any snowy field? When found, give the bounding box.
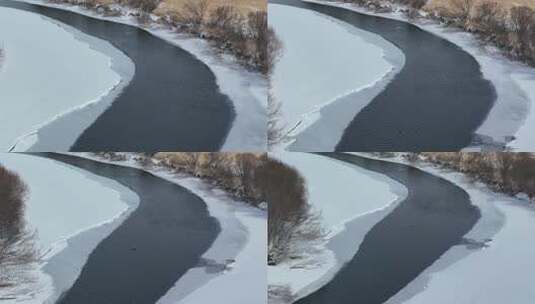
[15,0,267,151]
[269,152,407,301]
[0,7,132,152]
[0,153,139,303]
[351,153,535,304]
[269,4,399,149]
[304,0,535,150]
[71,153,267,304]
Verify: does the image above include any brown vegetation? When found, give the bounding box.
[94,153,314,266]
[48,0,268,72]
[420,152,535,199]
[346,0,535,66]
[166,0,270,72]
[0,165,36,289]
[155,152,267,203]
[427,0,535,65]
[150,153,313,265]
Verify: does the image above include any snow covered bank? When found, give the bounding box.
[69,153,267,304]
[0,7,133,152]
[305,0,535,151]
[269,152,407,301]
[0,153,139,303]
[350,153,535,304]
[509,72,535,150]
[269,4,402,150]
[15,0,267,151]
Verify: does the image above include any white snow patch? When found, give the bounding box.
[269,4,394,147]
[14,0,267,151]
[0,153,138,303]
[304,0,535,150]
[175,206,267,304]
[0,7,129,151]
[509,72,535,150]
[269,152,406,301]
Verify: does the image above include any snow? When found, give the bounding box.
[509,72,535,150]
[0,7,132,152]
[0,153,139,303]
[269,152,407,301]
[304,0,535,150]
[350,153,535,304]
[14,0,267,151]
[175,207,266,304]
[269,4,398,149]
[68,153,267,304]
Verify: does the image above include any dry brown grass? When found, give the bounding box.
[425,0,535,13]
[154,0,265,17]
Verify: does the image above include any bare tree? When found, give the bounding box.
[179,0,210,31]
[450,0,475,24]
[247,11,269,73]
[510,6,535,62]
[257,158,316,265]
[0,165,37,289]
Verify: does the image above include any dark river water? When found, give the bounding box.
[271,0,496,151]
[294,154,480,304]
[37,153,220,304]
[1,0,234,151]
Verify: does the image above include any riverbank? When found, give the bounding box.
[0,153,139,303]
[269,2,403,151]
[354,153,535,304]
[10,0,267,151]
[268,153,406,303]
[306,0,535,150]
[0,5,133,152]
[69,152,267,303]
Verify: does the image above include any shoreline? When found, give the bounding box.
[68,153,266,303]
[268,153,407,303]
[13,0,267,151]
[0,154,140,304]
[0,4,134,152]
[350,153,533,304]
[270,2,403,151]
[304,0,535,151]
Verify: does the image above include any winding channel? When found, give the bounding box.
[37,153,220,303]
[272,0,496,151]
[1,0,234,151]
[295,153,480,304]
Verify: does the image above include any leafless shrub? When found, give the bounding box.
[471,2,507,39]
[0,165,37,289]
[268,92,285,149]
[257,158,316,265]
[127,0,160,13]
[247,11,268,73]
[155,153,267,204]
[423,153,535,199]
[399,0,426,10]
[177,0,209,30]
[449,0,475,24]
[152,153,320,264]
[267,27,283,76]
[510,6,535,64]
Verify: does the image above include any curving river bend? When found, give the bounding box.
[273,0,496,151]
[37,153,220,303]
[1,0,235,152]
[295,154,480,304]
